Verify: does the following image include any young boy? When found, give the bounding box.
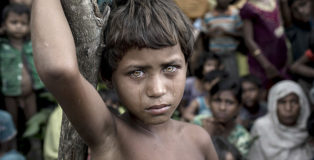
[204,0,242,79]
[237,74,267,131]
[31,0,218,159]
[0,4,43,128]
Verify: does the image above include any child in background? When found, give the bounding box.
[183,52,221,107]
[0,109,25,160]
[0,4,43,129]
[31,0,218,159]
[201,79,252,157]
[240,0,288,89]
[183,70,227,122]
[204,0,242,79]
[248,80,314,160]
[280,0,313,61]
[237,74,267,131]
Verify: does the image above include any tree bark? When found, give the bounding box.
[58,0,109,159]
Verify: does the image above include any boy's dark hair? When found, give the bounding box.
[212,136,243,160]
[203,70,227,83]
[240,74,262,89]
[101,0,194,81]
[210,77,242,104]
[2,3,30,23]
[194,52,221,79]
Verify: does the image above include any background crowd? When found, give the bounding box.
[0,0,313,160]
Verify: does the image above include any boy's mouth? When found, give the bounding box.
[145,104,171,115]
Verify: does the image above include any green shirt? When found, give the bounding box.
[0,38,44,96]
[193,114,252,157]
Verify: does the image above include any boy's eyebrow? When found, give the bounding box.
[125,58,185,70]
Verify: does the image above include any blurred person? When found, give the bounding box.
[248,80,314,160]
[289,30,314,108]
[0,4,43,129]
[280,0,313,61]
[204,0,242,79]
[237,74,267,131]
[0,109,25,160]
[240,0,289,89]
[201,79,252,157]
[182,52,221,107]
[183,70,227,122]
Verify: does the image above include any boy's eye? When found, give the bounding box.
[164,66,177,73]
[130,70,144,79]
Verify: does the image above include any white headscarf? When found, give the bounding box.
[248,80,314,160]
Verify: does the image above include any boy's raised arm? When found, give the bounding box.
[31,0,114,147]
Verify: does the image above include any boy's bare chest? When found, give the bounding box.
[92,129,204,160]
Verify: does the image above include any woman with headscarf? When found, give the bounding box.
[248,80,314,160]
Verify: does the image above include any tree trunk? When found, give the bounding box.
[58,0,109,159]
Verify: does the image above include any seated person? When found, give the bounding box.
[237,74,267,131]
[0,109,25,160]
[183,52,221,107]
[183,70,227,122]
[248,80,314,160]
[201,79,252,157]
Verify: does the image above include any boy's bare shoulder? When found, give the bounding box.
[173,120,214,149]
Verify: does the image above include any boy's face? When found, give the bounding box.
[241,81,259,108]
[210,90,239,124]
[277,93,300,126]
[3,12,29,40]
[112,45,187,125]
[291,0,312,23]
[202,59,218,76]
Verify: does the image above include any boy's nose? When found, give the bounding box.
[146,75,166,98]
[219,102,227,111]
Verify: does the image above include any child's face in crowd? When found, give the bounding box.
[3,12,29,39]
[112,45,187,125]
[291,0,312,23]
[241,81,259,108]
[202,59,219,76]
[210,90,239,124]
[277,93,300,126]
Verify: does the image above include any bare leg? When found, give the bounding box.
[23,91,37,120]
[4,97,19,129]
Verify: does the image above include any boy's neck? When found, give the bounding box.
[8,37,24,51]
[125,112,174,135]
